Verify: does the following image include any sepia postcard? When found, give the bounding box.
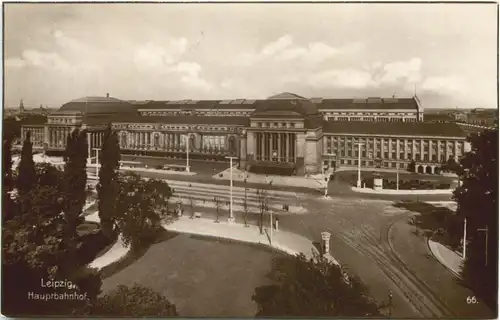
[2,2,498,318]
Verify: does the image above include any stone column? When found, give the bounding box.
[412,139,416,160]
[454,140,459,160]
[396,138,400,160]
[437,140,442,163]
[278,133,282,161]
[321,232,331,256]
[388,138,392,160]
[261,132,265,161]
[285,133,289,163]
[420,139,425,161]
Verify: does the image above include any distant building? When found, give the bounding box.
[21,93,472,176]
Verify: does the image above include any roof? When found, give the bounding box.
[323,121,467,138]
[113,115,249,126]
[252,99,319,117]
[317,97,418,110]
[267,92,307,100]
[135,100,260,110]
[59,96,136,114]
[19,115,47,125]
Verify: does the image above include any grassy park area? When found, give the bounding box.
[101,233,280,317]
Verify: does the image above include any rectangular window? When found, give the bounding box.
[384,152,388,158]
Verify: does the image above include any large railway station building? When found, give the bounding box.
[21,92,471,176]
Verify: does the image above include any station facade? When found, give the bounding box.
[21,92,470,176]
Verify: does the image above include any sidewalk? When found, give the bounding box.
[213,167,325,190]
[163,216,339,265]
[352,186,453,195]
[428,239,463,278]
[85,211,131,270]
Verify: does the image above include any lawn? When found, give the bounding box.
[101,233,281,317]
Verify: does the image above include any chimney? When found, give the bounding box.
[106,93,109,98]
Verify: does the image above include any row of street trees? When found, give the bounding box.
[2,125,177,316]
[450,129,498,309]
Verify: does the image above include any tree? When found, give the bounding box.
[3,131,14,193]
[115,173,172,249]
[86,284,178,316]
[407,159,416,173]
[213,196,223,222]
[16,131,36,197]
[3,164,101,316]
[252,253,381,317]
[62,129,89,242]
[453,129,498,309]
[97,125,121,239]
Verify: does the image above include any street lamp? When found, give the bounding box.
[355,142,365,188]
[93,148,101,177]
[185,135,190,172]
[225,156,238,223]
[477,225,489,266]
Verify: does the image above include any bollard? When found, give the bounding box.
[321,231,331,256]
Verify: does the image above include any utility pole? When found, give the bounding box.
[355,142,365,188]
[463,217,467,260]
[388,290,393,317]
[225,156,238,223]
[396,162,400,190]
[93,148,101,177]
[477,225,489,266]
[185,135,190,172]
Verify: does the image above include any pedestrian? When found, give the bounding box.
[275,217,279,231]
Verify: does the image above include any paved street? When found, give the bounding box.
[148,177,492,318]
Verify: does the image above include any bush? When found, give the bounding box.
[77,229,114,265]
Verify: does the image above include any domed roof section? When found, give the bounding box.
[267,92,307,100]
[59,95,136,114]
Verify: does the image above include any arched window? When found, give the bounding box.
[189,134,195,150]
[228,136,236,153]
[154,133,160,147]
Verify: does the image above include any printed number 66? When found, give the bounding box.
[467,296,477,304]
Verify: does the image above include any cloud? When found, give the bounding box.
[5,58,27,68]
[378,58,423,84]
[236,35,362,67]
[261,35,293,56]
[306,68,376,89]
[421,75,466,93]
[133,39,188,71]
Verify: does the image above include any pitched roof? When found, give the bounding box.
[323,121,467,138]
[136,100,258,110]
[113,115,249,126]
[317,97,419,110]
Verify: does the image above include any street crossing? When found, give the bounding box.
[163,179,308,215]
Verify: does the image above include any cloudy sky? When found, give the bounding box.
[4,3,498,109]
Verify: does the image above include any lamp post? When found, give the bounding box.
[477,225,489,266]
[93,148,101,177]
[463,217,467,260]
[396,161,400,190]
[185,135,190,172]
[225,156,238,223]
[355,142,365,188]
[87,132,92,165]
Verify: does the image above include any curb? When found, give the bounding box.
[427,238,462,279]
